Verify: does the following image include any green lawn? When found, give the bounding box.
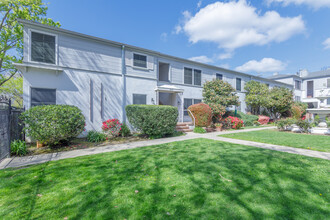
[220,129,330,152]
[1,139,329,219]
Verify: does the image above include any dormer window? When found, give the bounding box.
[31,32,56,64]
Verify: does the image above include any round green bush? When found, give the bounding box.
[119,123,131,137]
[193,126,206,133]
[188,103,212,127]
[20,105,85,146]
[87,131,106,142]
[126,105,178,138]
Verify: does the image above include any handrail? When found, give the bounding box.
[187,109,195,128]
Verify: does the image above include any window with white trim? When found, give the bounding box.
[194,69,201,86]
[31,88,56,107]
[294,80,301,90]
[31,32,56,64]
[236,78,242,91]
[133,54,147,68]
[133,94,147,104]
[216,73,223,80]
[184,67,202,86]
[295,96,301,102]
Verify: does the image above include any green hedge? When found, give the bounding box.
[126,105,178,138]
[21,105,85,146]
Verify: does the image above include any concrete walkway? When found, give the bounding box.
[1,126,329,169]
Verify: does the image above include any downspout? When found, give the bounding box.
[121,45,127,123]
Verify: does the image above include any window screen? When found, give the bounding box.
[31,88,56,107]
[184,98,192,116]
[216,73,223,80]
[184,68,192,85]
[133,54,147,68]
[133,94,147,104]
[236,78,242,91]
[194,69,202,86]
[31,32,55,64]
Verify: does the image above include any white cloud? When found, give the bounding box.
[323,38,330,49]
[177,0,305,50]
[197,0,202,8]
[235,58,286,73]
[219,63,230,69]
[266,0,330,9]
[160,32,168,42]
[217,52,233,60]
[189,55,214,63]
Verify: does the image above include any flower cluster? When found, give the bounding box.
[102,119,122,137]
[225,116,244,129]
[258,115,270,125]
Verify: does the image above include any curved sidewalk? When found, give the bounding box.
[1,126,329,170]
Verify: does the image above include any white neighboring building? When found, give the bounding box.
[16,19,292,132]
[269,69,330,108]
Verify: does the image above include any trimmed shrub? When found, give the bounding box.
[119,123,131,137]
[276,118,297,131]
[188,103,212,127]
[20,105,85,146]
[225,116,244,129]
[296,119,311,133]
[258,115,270,125]
[87,131,106,142]
[11,140,27,156]
[193,126,206,133]
[102,119,122,137]
[126,105,178,138]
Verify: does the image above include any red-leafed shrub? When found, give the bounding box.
[224,116,244,129]
[102,119,122,137]
[188,103,212,127]
[258,115,270,125]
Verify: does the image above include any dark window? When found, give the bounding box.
[295,80,301,90]
[307,81,314,98]
[194,69,202,86]
[133,94,147,104]
[194,99,202,104]
[31,32,55,64]
[184,68,193,85]
[236,78,242,91]
[327,98,330,105]
[31,88,56,107]
[327,78,330,88]
[216,73,223,80]
[184,98,192,116]
[133,54,147,68]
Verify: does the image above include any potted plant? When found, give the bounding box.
[215,123,223,131]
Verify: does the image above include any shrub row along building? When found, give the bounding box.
[15,19,329,132]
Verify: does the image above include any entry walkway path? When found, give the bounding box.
[1,126,329,169]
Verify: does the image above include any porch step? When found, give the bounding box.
[176,122,193,132]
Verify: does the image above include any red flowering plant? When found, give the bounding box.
[102,119,122,137]
[224,116,244,129]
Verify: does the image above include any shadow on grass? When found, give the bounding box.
[0,138,329,219]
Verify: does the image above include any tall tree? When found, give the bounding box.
[245,80,269,115]
[266,87,294,119]
[202,79,239,121]
[0,0,60,87]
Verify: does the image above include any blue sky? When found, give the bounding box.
[46,0,330,77]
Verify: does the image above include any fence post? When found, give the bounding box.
[8,99,11,156]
